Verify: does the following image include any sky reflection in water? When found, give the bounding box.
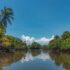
[0,50,67,70]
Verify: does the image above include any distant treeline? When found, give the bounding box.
[48,31,70,52]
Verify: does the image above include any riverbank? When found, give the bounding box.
[0,35,27,52]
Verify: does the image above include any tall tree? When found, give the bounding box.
[0,7,14,31]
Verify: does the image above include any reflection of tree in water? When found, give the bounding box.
[2,50,70,70]
[0,50,27,70]
[49,52,70,70]
[31,49,41,57]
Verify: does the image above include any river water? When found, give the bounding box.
[0,50,69,70]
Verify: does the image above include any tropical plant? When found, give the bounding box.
[0,7,14,32]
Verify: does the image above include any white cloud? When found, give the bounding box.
[21,35,54,45]
[21,35,35,45]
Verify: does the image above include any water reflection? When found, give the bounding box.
[49,52,70,70]
[0,50,27,70]
[0,50,70,70]
[20,50,50,63]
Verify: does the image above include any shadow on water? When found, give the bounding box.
[0,49,70,70]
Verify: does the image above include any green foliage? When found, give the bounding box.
[0,7,13,37]
[0,23,5,37]
[48,31,70,51]
[1,7,14,28]
[0,35,27,49]
[61,31,70,40]
[0,7,27,50]
[30,42,42,49]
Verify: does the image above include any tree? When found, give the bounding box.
[48,35,61,50]
[61,31,70,40]
[30,42,41,49]
[0,7,14,32]
[0,7,14,47]
[54,35,60,40]
[48,31,70,51]
[0,23,5,37]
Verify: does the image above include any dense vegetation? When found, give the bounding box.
[30,42,42,49]
[48,31,70,52]
[0,7,27,51]
[29,31,70,52]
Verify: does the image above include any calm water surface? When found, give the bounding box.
[0,50,69,70]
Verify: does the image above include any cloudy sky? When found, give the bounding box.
[0,0,70,38]
[21,35,54,45]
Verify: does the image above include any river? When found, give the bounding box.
[0,50,69,70]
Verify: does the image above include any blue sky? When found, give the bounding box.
[0,0,70,38]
